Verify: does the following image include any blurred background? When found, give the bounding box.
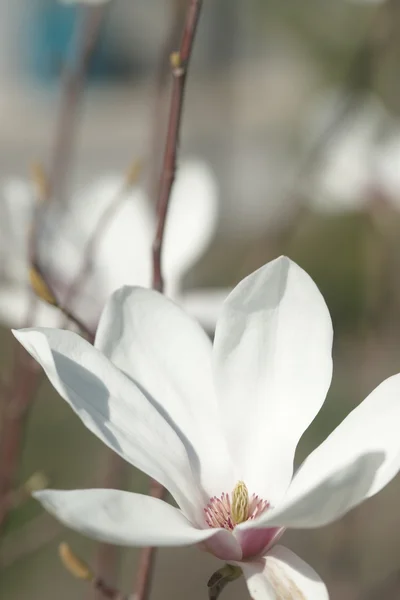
[1,0,400,599]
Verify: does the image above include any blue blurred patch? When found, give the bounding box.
[22,2,110,82]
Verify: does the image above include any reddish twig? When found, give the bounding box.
[60,543,131,600]
[90,453,127,600]
[152,0,203,292]
[133,481,165,600]
[146,0,185,206]
[132,3,204,600]
[92,576,130,600]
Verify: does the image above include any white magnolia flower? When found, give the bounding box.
[0,161,228,331]
[308,95,400,213]
[14,256,400,599]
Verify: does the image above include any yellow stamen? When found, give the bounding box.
[231,481,249,524]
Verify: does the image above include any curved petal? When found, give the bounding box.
[95,286,235,501]
[238,546,329,600]
[178,287,231,332]
[34,488,240,555]
[163,161,218,296]
[242,373,400,530]
[212,256,333,504]
[13,328,207,520]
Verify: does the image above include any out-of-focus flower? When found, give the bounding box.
[0,180,60,327]
[0,161,229,331]
[15,256,400,599]
[307,94,400,214]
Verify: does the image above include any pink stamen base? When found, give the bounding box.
[204,491,269,530]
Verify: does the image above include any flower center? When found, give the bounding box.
[204,481,269,530]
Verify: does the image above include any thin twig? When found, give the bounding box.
[146,0,185,206]
[132,3,204,600]
[152,0,203,292]
[92,577,131,600]
[133,481,165,600]
[90,452,126,600]
[60,543,131,600]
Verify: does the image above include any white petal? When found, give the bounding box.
[307,94,390,214]
[178,288,230,331]
[163,161,218,295]
[243,373,400,530]
[13,328,208,520]
[239,546,329,600]
[95,286,235,500]
[34,489,239,554]
[212,257,333,504]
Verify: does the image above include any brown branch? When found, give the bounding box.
[133,480,166,600]
[152,0,203,292]
[92,577,130,600]
[146,0,186,206]
[60,543,131,600]
[90,453,126,600]
[130,3,204,600]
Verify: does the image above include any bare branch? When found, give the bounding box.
[133,481,165,600]
[152,0,203,292]
[131,3,204,599]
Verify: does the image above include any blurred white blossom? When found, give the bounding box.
[15,256,400,599]
[307,94,400,214]
[0,161,229,331]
